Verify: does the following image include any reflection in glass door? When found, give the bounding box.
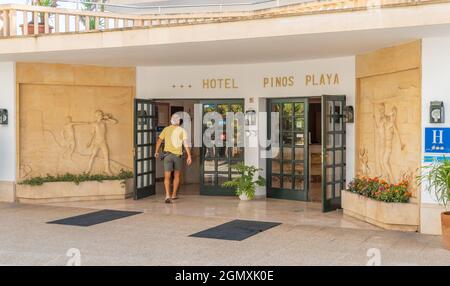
[322,95,346,212]
[200,100,245,196]
[134,99,156,200]
[267,98,309,201]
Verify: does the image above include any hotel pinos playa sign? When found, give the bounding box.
[199,73,340,89]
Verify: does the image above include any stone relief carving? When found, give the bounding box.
[373,102,405,182]
[19,163,33,179]
[85,110,118,175]
[401,168,414,183]
[19,83,135,180]
[62,116,87,160]
[358,146,370,177]
[29,109,126,178]
[383,105,406,181]
[400,167,418,197]
[373,103,386,178]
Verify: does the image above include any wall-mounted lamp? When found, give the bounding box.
[0,109,8,125]
[245,109,257,126]
[430,101,444,123]
[343,106,354,123]
[137,110,148,125]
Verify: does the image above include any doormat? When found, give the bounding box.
[47,209,142,227]
[189,219,281,241]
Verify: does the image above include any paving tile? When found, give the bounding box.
[0,201,449,265]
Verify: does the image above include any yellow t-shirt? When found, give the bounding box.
[159,125,188,156]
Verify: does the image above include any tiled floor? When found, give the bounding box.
[0,201,449,266]
[42,182,378,230]
[1,182,449,265]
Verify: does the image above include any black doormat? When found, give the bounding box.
[189,219,281,241]
[47,209,142,227]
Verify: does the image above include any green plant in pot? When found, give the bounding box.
[22,0,56,34]
[222,163,266,200]
[417,157,450,250]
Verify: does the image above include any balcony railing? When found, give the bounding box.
[0,0,438,38]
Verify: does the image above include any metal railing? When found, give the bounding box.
[0,0,440,38]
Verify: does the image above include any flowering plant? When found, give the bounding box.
[346,176,411,203]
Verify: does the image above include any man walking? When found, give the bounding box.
[155,114,192,203]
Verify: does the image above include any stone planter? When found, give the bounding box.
[342,190,419,232]
[16,179,134,204]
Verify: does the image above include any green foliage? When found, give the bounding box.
[417,157,450,208]
[81,0,106,13]
[80,0,106,30]
[221,163,266,199]
[19,169,133,186]
[33,0,56,7]
[346,176,411,203]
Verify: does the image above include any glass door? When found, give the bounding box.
[134,99,156,200]
[322,95,346,211]
[200,99,245,196]
[267,98,309,201]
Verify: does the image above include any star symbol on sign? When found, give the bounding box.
[172,84,176,88]
[180,85,184,88]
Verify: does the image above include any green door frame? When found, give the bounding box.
[321,95,346,212]
[199,99,245,196]
[133,98,157,200]
[266,97,309,201]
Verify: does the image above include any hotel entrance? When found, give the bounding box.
[267,95,346,212]
[200,100,245,196]
[133,98,244,199]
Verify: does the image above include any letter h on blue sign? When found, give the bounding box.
[425,127,450,153]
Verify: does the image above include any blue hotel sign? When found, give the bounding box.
[425,128,450,153]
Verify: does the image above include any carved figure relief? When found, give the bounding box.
[373,103,386,178]
[358,146,370,177]
[357,48,421,198]
[373,102,405,182]
[62,116,87,160]
[383,106,405,182]
[22,108,124,178]
[18,77,134,180]
[85,110,118,175]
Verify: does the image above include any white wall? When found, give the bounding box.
[422,38,450,204]
[0,62,16,182]
[421,37,450,234]
[137,56,356,191]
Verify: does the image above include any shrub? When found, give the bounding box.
[417,156,450,209]
[19,169,133,186]
[221,163,266,199]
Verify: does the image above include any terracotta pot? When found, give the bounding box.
[441,211,450,250]
[20,23,53,35]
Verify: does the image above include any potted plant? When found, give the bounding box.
[21,0,56,35]
[417,157,450,250]
[222,163,265,201]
